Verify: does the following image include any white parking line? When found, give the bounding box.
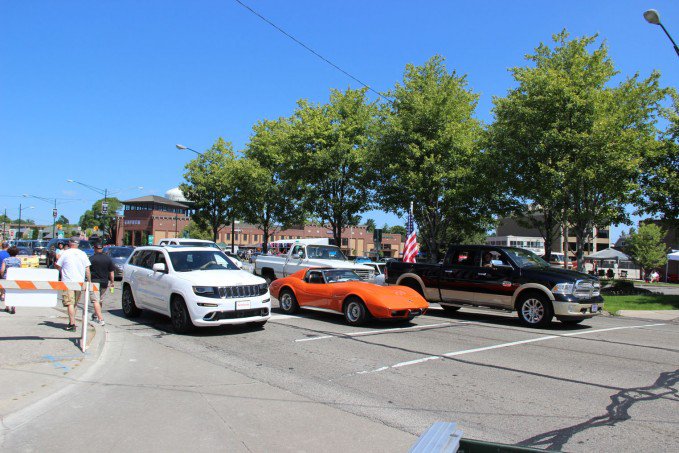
[356,323,665,375]
[294,322,467,342]
[269,314,301,321]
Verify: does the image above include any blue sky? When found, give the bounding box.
[1,0,677,241]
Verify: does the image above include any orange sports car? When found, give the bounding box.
[269,267,429,325]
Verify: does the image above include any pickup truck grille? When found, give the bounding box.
[218,284,267,299]
[354,270,371,280]
[574,281,600,299]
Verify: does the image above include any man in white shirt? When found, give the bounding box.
[55,237,91,331]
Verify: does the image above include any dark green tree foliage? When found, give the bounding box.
[626,223,668,275]
[488,31,669,270]
[15,218,35,225]
[56,215,70,225]
[639,95,679,226]
[243,118,305,253]
[373,56,490,262]
[79,198,122,233]
[181,138,240,242]
[182,221,212,240]
[364,218,376,232]
[288,88,379,248]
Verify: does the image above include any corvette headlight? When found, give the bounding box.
[551,283,574,295]
[193,286,216,296]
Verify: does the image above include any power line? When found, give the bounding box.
[233,0,388,101]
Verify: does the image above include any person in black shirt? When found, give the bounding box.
[89,244,115,325]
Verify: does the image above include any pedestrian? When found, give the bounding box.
[1,245,22,314]
[88,243,114,326]
[54,242,65,262]
[55,237,91,331]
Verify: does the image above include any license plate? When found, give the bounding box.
[236,300,251,310]
[591,304,598,312]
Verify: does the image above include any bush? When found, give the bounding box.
[601,279,652,296]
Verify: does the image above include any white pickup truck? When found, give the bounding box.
[255,243,375,283]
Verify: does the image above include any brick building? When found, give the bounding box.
[117,195,191,246]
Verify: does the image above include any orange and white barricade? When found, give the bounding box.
[1,268,99,351]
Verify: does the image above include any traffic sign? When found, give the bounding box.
[101,202,109,215]
[53,208,58,218]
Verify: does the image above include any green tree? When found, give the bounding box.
[15,218,35,225]
[79,198,122,236]
[488,31,669,270]
[372,56,490,262]
[180,138,240,242]
[181,221,212,240]
[364,218,376,232]
[288,88,379,248]
[242,118,305,253]
[57,215,70,225]
[626,223,668,276]
[638,94,679,226]
[388,224,407,241]
[0,214,10,224]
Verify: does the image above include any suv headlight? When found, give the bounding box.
[551,283,574,295]
[193,286,216,296]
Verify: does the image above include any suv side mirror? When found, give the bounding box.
[152,263,167,273]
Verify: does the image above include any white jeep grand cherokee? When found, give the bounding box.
[122,246,271,333]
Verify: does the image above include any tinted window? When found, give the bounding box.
[130,250,151,267]
[168,250,238,272]
[449,250,478,266]
[107,247,133,258]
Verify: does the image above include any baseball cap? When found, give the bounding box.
[94,243,103,249]
[69,237,80,245]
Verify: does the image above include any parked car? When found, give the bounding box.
[16,247,40,268]
[249,252,263,264]
[45,238,95,258]
[255,243,374,284]
[269,268,428,325]
[104,246,135,280]
[386,245,602,327]
[157,238,220,248]
[122,246,271,333]
[547,252,573,269]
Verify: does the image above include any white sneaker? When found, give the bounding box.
[99,319,106,326]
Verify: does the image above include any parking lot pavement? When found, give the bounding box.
[7,283,676,452]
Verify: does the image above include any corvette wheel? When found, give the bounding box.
[279,289,299,314]
[344,298,367,326]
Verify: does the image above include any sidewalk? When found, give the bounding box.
[0,305,103,419]
[616,309,679,321]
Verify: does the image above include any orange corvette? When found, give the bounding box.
[269,267,429,325]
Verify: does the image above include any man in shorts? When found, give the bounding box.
[88,243,115,326]
[55,237,91,331]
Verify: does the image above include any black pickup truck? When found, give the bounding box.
[385,245,603,327]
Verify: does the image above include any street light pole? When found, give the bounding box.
[644,9,679,57]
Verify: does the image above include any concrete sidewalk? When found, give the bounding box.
[616,309,679,321]
[0,305,103,419]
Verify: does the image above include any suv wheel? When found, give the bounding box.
[517,292,553,328]
[122,285,141,318]
[170,296,194,334]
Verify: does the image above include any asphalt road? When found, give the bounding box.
[5,283,678,452]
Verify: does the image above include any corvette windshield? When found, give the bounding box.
[169,250,239,272]
[306,245,347,261]
[323,269,361,283]
[503,247,549,268]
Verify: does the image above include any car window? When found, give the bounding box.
[130,250,151,267]
[479,250,509,267]
[449,250,478,266]
[168,250,239,272]
[306,270,325,284]
[139,251,157,269]
[323,269,361,283]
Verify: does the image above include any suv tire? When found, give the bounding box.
[170,295,194,334]
[517,292,553,328]
[122,285,141,318]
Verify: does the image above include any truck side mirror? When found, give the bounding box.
[296,251,305,259]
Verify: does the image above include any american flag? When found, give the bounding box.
[403,202,419,263]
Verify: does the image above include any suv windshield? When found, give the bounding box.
[503,247,549,268]
[169,250,239,272]
[306,245,346,261]
[108,247,133,258]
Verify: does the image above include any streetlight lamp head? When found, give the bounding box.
[644,9,661,25]
[66,179,75,183]
[176,144,187,150]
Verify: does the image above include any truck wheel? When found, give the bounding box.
[517,292,553,328]
[278,289,299,314]
[122,285,141,318]
[401,279,424,297]
[263,270,275,286]
[344,298,368,326]
[170,295,195,334]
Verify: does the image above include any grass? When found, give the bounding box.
[602,294,679,314]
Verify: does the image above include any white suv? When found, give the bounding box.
[122,246,271,333]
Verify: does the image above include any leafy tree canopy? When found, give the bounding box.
[626,223,668,272]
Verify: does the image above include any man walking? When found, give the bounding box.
[55,237,91,331]
[88,243,114,325]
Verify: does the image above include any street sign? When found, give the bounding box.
[101,202,109,215]
[53,208,58,218]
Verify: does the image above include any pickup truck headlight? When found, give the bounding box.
[193,286,216,296]
[551,283,574,295]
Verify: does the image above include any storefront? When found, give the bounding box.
[118,195,190,246]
